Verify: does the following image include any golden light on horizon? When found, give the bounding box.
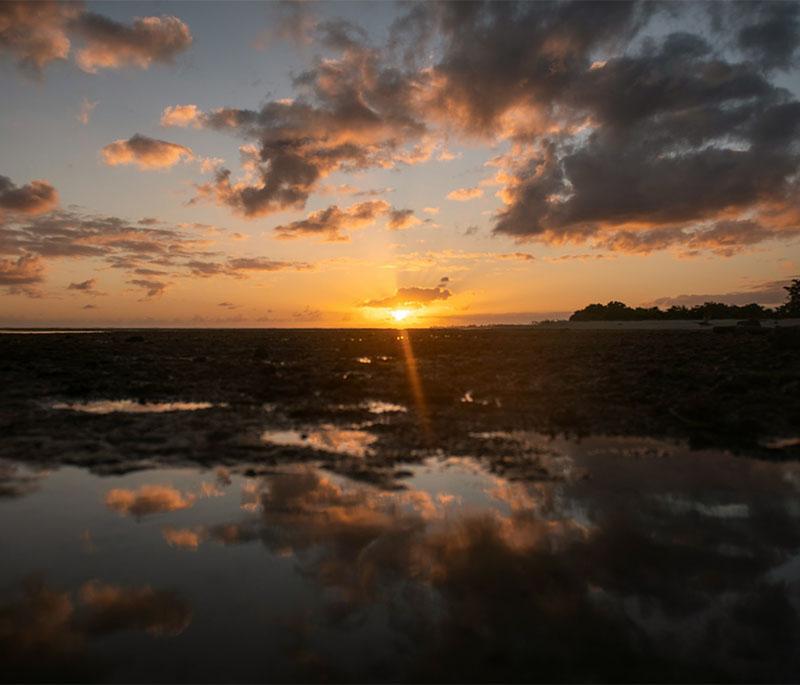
[391,308,411,323]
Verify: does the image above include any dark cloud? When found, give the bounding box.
[185,260,226,277]
[189,26,428,217]
[67,278,96,292]
[179,0,790,255]
[101,134,193,170]
[387,208,420,230]
[226,257,311,272]
[363,286,451,309]
[0,175,58,215]
[412,1,651,136]
[70,0,800,257]
[600,218,800,257]
[0,206,312,286]
[733,2,800,71]
[0,209,214,264]
[481,15,800,252]
[127,278,168,299]
[274,200,391,241]
[185,256,310,278]
[320,183,394,198]
[359,1,800,255]
[0,208,310,295]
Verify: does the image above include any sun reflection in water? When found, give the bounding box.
[397,330,432,441]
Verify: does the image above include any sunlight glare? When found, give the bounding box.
[391,308,411,322]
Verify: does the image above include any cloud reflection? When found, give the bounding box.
[193,444,800,681]
[105,484,196,517]
[261,426,378,458]
[0,577,191,682]
[5,436,800,681]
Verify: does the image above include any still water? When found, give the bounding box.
[3,433,800,682]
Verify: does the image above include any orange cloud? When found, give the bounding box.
[0,5,192,78]
[447,187,484,201]
[274,200,392,241]
[160,104,202,128]
[101,134,193,170]
[363,286,451,309]
[0,254,45,293]
[74,14,192,73]
[0,1,78,75]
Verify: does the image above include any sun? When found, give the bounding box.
[391,308,411,323]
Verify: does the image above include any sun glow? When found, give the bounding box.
[391,308,411,322]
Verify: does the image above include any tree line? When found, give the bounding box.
[570,279,800,321]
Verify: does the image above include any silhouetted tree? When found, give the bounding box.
[780,278,800,317]
[570,300,775,321]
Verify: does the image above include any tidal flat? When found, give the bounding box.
[1,328,800,682]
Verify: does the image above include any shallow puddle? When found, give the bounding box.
[50,400,220,414]
[3,435,800,681]
[261,425,378,457]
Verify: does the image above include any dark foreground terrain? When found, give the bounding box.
[2,327,799,475]
[1,328,800,682]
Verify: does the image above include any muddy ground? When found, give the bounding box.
[1,327,798,481]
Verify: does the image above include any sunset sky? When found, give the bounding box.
[1,0,798,327]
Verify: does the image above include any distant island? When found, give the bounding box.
[569,279,800,322]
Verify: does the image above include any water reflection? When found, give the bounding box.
[362,400,407,414]
[105,485,197,517]
[0,462,48,498]
[2,437,800,681]
[0,577,190,683]
[261,426,378,457]
[51,400,219,414]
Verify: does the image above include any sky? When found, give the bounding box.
[0,0,798,327]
